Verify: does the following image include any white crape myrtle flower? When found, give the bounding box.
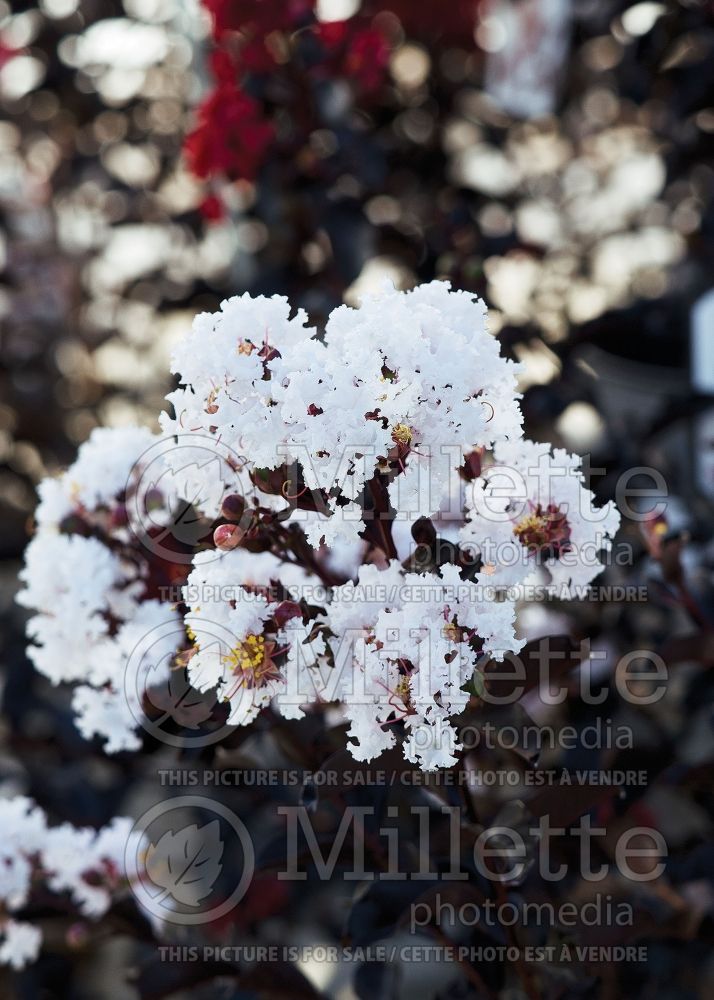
[461,438,621,596]
[71,598,181,753]
[18,533,130,684]
[183,548,326,725]
[44,816,140,917]
[160,293,319,518]
[33,425,160,530]
[0,797,47,911]
[0,797,137,968]
[0,920,42,969]
[17,427,182,752]
[72,685,144,753]
[403,709,464,771]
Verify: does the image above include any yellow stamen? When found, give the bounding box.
[224,634,265,671]
[394,676,412,705]
[222,633,280,688]
[391,423,413,446]
[512,503,571,555]
[442,622,461,642]
[513,511,549,544]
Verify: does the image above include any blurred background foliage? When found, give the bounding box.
[2,0,714,560]
[3,2,714,997]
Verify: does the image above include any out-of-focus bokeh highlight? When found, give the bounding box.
[2,0,713,562]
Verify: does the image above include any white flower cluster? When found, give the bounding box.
[20,282,620,768]
[160,281,523,544]
[0,796,138,969]
[327,561,520,769]
[17,426,181,752]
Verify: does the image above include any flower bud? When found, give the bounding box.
[411,516,437,548]
[213,523,244,551]
[273,600,302,627]
[221,494,246,522]
[461,449,483,481]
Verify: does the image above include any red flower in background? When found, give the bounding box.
[184,0,481,206]
[318,21,390,93]
[184,51,273,181]
[347,26,390,92]
[199,194,226,222]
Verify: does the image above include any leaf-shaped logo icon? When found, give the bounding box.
[144,821,224,908]
[143,483,206,548]
[147,668,215,730]
[140,456,225,547]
